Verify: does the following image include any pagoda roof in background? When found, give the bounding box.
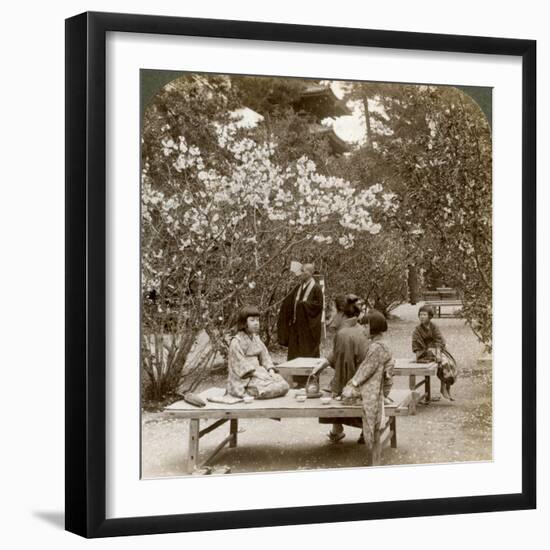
[310,124,351,155]
[293,85,352,119]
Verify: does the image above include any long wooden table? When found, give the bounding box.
[164,387,413,474]
[277,357,438,414]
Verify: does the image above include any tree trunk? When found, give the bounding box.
[407,264,419,304]
[362,95,372,148]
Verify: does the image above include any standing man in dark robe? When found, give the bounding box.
[277,264,324,386]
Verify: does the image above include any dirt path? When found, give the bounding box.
[141,304,492,478]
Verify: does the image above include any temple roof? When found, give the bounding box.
[310,124,351,155]
[293,85,352,119]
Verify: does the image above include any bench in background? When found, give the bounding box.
[423,287,462,317]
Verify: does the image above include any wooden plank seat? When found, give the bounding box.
[164,387,414,473]
[423,288,462,317]
[393,358,438,412]
[424,299,463,318]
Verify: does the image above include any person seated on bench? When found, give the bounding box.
[412,305,457,400]
[226,305,289,400]
[316,295,370,443]
[340,310,395,462]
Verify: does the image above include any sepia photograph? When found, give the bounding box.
[139,70,493,478]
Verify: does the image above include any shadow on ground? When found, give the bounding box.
[32,511,65,530]
[142,303,492,478]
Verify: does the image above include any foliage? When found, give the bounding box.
[230,75,311,118]
[141,75,388,400]
[341,83,493,348]
[140,74,493,405]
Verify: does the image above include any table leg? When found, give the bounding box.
[187,419,200,474]
[372,430,381,466]
[409,374,417,413]
[425,375,431,402]
[390,417,397,449]
[229,419,238,448]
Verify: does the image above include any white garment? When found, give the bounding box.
[293,278,315,322]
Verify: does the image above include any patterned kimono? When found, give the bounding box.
[344,334,395,452]
[226,331,289,399]
[412,321,457,384]
[412,321,445,362]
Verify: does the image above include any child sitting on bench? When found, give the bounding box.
[226,305,289,400]
[412,305,458,400]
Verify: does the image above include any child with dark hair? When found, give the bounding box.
[412,305,458,400]
[340,310,395,462]
[226,306,289,399]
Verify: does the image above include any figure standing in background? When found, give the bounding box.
[277,263,324,386]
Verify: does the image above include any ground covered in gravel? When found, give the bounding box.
[141,303,492,478]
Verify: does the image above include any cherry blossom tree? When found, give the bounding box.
[141,111,386,399]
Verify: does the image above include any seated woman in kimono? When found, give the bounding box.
[412,305,458,400]
[314,295,370,443]
[226,306,289,400]
[340,310,395,462]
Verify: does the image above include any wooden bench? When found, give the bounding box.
[164,387,413,474]
[423,289,462,318]
[393,358,438,412]
[424,299,463,318]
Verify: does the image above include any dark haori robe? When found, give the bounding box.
[327,317,369,395]
[277,278,324,361]
[319,316,369,429]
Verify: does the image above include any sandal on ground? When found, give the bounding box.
[327,431,345,443]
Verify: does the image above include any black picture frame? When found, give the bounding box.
[65,11,536,538]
